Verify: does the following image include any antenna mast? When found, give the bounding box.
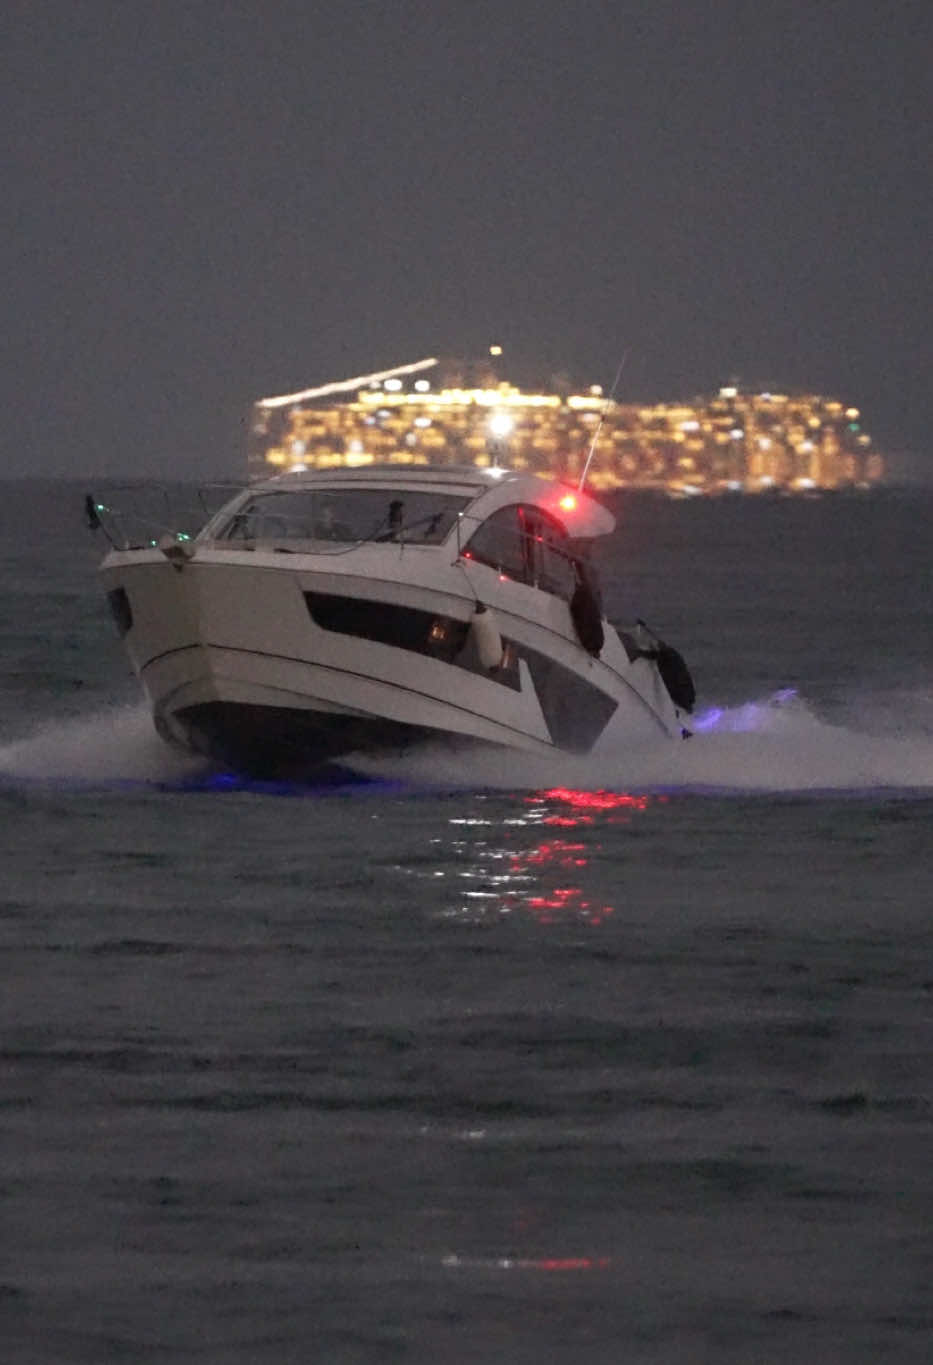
[578,351,629,492]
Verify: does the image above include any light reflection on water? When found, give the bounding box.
[441,1252,613,1273]
[447,787,664,924]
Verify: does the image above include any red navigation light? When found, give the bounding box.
[558,493,577,512]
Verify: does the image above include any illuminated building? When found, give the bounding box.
[248,354,884,493]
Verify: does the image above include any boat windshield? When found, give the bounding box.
[216,488,472,546]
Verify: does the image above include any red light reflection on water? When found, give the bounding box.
[534,1256,611,1271]
[452,788,661,925]
[443,1252,611,1272]
[523,838,587,868]
[517,836,610,923]
[504,789,661,924]
[528,787,659,827]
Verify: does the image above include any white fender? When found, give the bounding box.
[470,603,503,671]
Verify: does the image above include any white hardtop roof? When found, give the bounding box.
[253,464,615,537]
[256,464,492,495]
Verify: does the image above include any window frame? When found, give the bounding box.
[464,502,585,602]
[215,487,472,547]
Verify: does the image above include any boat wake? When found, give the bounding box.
[350,688,933,795]
[1,690,932,795]
[0,705,207,787]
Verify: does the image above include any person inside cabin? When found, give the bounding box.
[314,501,351,541]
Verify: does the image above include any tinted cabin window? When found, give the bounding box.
[465,504,578,600]
[524,508,577,600]
[463,506,531,582]
[224,492,315,541]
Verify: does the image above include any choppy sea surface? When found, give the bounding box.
[1,479,931,1364]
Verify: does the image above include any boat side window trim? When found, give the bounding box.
[305,593,471,664]
[302,590,617,740]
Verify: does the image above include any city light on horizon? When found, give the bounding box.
[248,355,884,495]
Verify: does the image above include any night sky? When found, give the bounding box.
[4,0,931,478]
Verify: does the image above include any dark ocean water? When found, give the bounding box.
[1,480,932,1363]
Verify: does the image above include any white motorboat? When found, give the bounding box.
[91,466,694,776]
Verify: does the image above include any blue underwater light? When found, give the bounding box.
[164,764,400,797]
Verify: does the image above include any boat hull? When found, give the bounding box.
[100,547,684,777]
[163,700,440,776]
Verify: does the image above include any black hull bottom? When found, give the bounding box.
[167,701,446,779]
